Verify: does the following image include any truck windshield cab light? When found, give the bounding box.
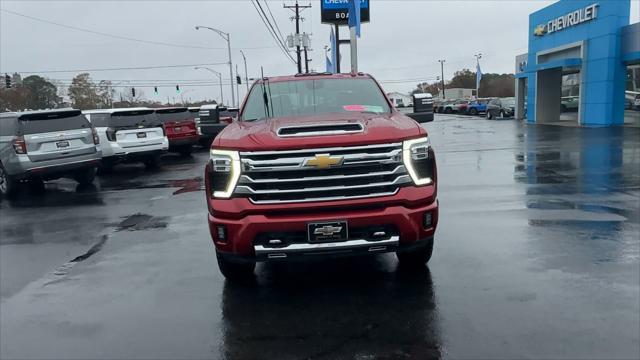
[403,137,432,186]
[210,149,240,198]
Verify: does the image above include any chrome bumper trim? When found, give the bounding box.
[254,236,399,258]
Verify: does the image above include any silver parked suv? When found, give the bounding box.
[83,108,168,172]
[0,109,102,197]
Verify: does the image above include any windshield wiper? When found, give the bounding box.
[261,67,271,119]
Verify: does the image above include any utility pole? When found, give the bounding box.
[284,1,311,74]
[240,50,249,93]
[438,59,446,99]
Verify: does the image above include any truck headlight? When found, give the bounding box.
[209,149,241,198]
[403,137,433,186]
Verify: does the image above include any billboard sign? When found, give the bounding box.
[321,0,370,25]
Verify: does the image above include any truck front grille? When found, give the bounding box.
[237,143,411,204]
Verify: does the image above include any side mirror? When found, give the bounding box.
[407,112,434,123]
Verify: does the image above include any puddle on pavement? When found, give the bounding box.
[100,177,203,196]
[116,214,168,231]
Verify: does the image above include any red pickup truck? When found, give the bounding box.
[156,107,198,156]
[204,73,438,279]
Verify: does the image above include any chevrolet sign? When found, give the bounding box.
[534,3,598,37]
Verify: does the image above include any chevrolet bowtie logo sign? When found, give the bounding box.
[314,225,343,236]
[305,154,344,169]
[534,24,547,36]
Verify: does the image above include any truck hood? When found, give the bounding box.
[213,112,426,151]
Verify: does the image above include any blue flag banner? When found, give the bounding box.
[348,0,361,37]
[326,55,334,73]
[476,63,483,90]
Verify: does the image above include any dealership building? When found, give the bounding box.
[514,0,640,126]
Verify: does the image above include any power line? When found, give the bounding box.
[263,1,287,47]
[0,9,277,51]
[250,0,296,65]
[9,63,229,74]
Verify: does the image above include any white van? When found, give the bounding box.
[83,108,168,171]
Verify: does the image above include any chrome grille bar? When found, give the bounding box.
[236,142,409,204]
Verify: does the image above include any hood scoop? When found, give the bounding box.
[277,123,364,137]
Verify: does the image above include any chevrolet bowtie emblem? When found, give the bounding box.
[314,225,342,236]
[534,24,547,36]
[305,154,344,169]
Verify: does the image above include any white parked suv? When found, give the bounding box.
[83,108,168,171]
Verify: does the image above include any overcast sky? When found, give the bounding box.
[1,0,638,105]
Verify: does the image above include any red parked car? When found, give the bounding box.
[155,107,198,156]
[204,73,439,280]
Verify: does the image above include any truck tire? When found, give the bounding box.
[97,159,115,175]
[0,164,19,199]
[444,107,452,114]
[144,155,161,170]
[216,251,255,280]
[73,167,97,185]
[178,146,193,157]
[487,111,493,120]
[396,238,434,267]
[469,108,478,116]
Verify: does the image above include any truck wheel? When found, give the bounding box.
[444,107,452,114]
[469,108,478,116]
[216,251,255,280]
[396,238,434,267]
[73,167,97,185]
[144,155,161,170]
[0,164,19,199]
[97,159,115,175]
[179,146,193,157]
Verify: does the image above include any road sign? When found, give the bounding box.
[321,0,369,25]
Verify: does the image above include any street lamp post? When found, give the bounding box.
[239,50,249,93]
[474,53,482,98]
[195,25,235,107]
[195,66,224,105]
[438,59,446,99]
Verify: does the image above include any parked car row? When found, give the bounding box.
[0,105,235,198]
[433,97,516,119]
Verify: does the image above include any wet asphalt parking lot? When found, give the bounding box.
[1,114,639,359]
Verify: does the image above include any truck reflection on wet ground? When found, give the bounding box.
[222,258,441,360]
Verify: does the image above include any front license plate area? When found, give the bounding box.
[307,220,348,243]
[137,132,147,138]
[174,127,182,132]
[56,140,69,148]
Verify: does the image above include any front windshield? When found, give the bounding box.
[241,78,391,121]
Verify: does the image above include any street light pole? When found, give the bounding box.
[195,25,235,107]
[474,53,482,98]
[239,50,249,93]
[438,59,446,99]
[195,66,223,105]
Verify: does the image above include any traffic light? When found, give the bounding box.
[236,75,241,85]
[154,86,159,95]
[176,85,180,93]
[131,87,136,98]
[4,74,11,89]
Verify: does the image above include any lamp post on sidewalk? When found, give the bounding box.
[195,66,224,105]
[195,25,235,107]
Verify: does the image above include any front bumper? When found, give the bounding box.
[207,186,438,259]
